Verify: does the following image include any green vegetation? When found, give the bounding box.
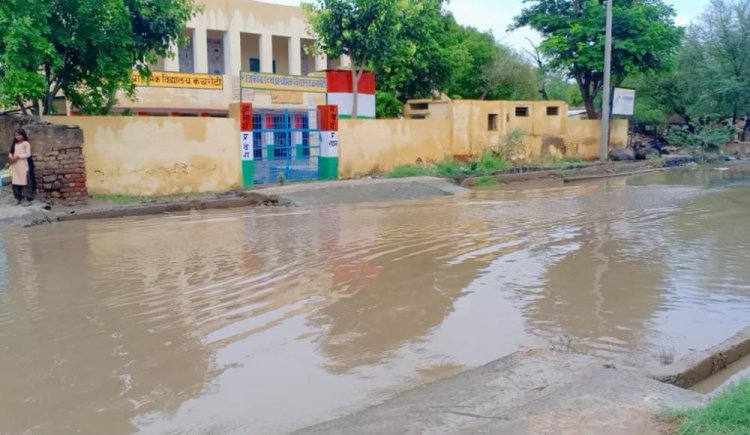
[486,129,527,163]
[627,0,750,128]
[386,165,433,178]
[305,0,540,110]
[551,156,585,169]
[478,153,509,172]
[668,120,736,158]
[92,191,208,204]
[434,158,464,177]
[675,380,750,435]
[0,0,198,115]
[513,0,682,119]
[471,176,498,187]
[375,91,402,119]
[304,0,401,118]
[92,194,148,204]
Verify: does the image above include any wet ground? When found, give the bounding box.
[2,168,750,434]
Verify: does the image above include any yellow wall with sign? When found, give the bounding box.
[45,116,241,196]
[131,71,224,90]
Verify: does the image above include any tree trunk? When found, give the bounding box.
[16,98,29,116]
[351,67,359,119]
[579,84,598,119]
[31,99,41,116]
[43,82,62,115]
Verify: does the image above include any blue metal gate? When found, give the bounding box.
[252,108,320,184]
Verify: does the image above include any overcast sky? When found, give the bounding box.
[264,0,710,51]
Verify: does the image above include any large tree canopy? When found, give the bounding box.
[373,0,460,101]
[304,0,402,117]
[680,0,750,122]
[513,0,682,119]
[445,26,537,101]
[0,0,197,115]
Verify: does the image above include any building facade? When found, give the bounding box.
[103,0,351,116]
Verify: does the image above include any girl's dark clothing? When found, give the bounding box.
[12,183,33,202]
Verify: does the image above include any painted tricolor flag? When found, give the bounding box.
[326,70,376,119]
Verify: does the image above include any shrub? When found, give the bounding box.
[478,153,509,172]
[667,119,734,153]
[486,129,527,162]
[376,91,402,119]
[435,158,465,177]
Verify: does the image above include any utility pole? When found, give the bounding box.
[599,0,613,161]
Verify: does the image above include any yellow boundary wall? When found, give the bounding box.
[45,100,627,195]
[46,116,241,196]
[340,100,628,177]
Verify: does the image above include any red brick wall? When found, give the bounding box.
[24,123,89,206]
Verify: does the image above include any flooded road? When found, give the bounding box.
[2,169,750,434]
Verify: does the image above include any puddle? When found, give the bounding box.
[692,353,750,395]
[1,169,750,433]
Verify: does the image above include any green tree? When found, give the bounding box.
[373,0,460,101]
[622,72,690,125]
[0,0,197,115]
[445,26,537,100]
[546,72,584,106]
[679,0,750,123]
[513,0,682,119]
[304,0,402,118]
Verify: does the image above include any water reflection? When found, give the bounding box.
[0,170,749,433]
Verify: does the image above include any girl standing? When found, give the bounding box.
[10,129,34,206]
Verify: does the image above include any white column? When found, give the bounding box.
[289,37,302,75]
[315,53,327,72]
[163,43,180,72]
[340,54,352,68]
[224,30,242,75]
[260,34,274,73]
[193,27,208,73]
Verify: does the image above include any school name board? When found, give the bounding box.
[240,72,327,93]
[131,71,224,90]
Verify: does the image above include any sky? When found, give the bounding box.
[263,0,711,51]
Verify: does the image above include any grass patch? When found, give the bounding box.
[472,176,499,187]
[387,165,434,178]
[675,380,750,435]
[386,154,512,179]
[92,191,210,204]
[92,194,147,204]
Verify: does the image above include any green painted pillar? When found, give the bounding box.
[240,131,254,188]
[318,131,339,180]
[242,159,255,188]
[317,104,339,181]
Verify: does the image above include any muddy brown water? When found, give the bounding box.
[2,169,750,434]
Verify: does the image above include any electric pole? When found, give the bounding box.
[599,0,613,161]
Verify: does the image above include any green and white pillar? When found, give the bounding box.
[240,102,254,188]
[318,104,339,180]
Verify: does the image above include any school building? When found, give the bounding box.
[93,0,359,118]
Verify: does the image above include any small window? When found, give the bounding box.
[410,102,429,111]
[547,106,560,116]
[488,114,498,131]
[515,106,529,117]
